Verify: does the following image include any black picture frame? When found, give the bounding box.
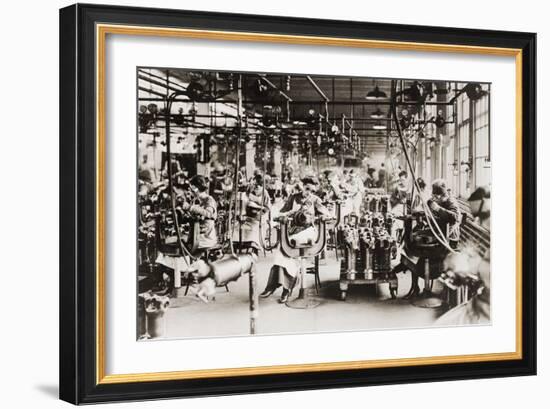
[59,3,537,404]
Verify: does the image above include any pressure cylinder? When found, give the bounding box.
[211,254,257,285]
[145,294,170,339]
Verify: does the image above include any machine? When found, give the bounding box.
[337,204,399,301]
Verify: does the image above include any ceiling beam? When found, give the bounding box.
[258,75,293,102]
[306,75,330,102]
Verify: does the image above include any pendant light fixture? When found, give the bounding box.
[366,80,388,100]
[372,121,387,130]
[370,106,385,119]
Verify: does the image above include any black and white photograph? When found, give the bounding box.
[136,68,492,339]
[0,0,542,406]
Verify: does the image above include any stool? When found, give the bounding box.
[411,257,445,308]
[305,255,322,294]
[326,227,339,260]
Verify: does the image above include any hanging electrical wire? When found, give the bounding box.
[258,129,269,257]
[227,75,243,258]
[389,82,457,254]
[165,93,196,267]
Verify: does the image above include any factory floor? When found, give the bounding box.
[162,252,445,339]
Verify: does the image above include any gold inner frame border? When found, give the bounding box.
[95,23,523,385]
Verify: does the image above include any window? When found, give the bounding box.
[445,104,457,195]
[474,93,491,188]
[425,148,431,185]
[457,92,471,199]
[439,84,490,200]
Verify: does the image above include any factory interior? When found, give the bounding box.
[137,69,491,339]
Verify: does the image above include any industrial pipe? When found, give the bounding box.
[306,75,330,102]
[193,254,259,334]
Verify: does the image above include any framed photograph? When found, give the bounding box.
[59,3,536,404]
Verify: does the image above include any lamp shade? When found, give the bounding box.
[370,107,385,119]
[366,85,387,100]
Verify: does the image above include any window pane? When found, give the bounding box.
[473,94,490,190]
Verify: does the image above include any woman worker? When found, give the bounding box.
[348,169,365,216]
[179,175,218,251]
[232,175,272,254]
[155,175,217,291]
[318,170,343,203]
[260,177,331,303]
